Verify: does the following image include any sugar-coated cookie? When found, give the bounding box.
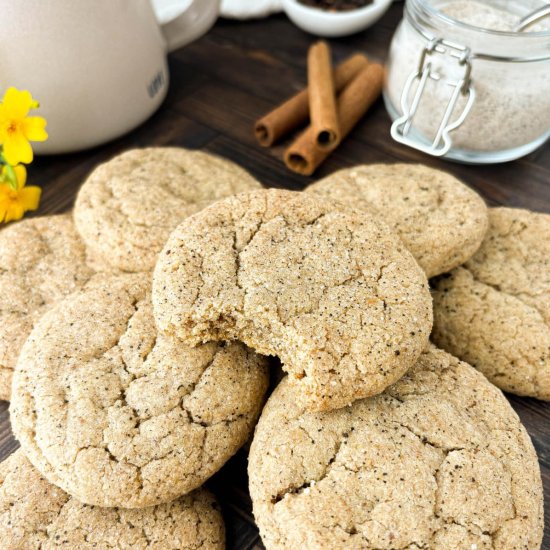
[0,214,94,401]
[11,274,269,508]
[0,450,225,549]
[432,207,550,399]
[249,346,543,550]
[153,189,432,412]
[307,164,488,278]
[74,147,261,273]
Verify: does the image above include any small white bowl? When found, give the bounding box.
[281,0,393,37]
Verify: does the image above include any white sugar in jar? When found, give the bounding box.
[384,0,550,163]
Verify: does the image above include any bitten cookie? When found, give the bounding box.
[0,450,225,550]
[249,346,543,550]
[307,164,488,278]
[0,214,94,401]
[10,274,269,508]
[153,189,432,412]
[74,147,262,273]
[432,207,550,400]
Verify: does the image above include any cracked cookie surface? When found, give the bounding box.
[10,274,269,508]
[153,189,432,412]
[306,164,488,278]
[74,147,262,273]
[248,346,543,550]
[0,450,224,549]
[432,207,550,400]
[0,214,94,401]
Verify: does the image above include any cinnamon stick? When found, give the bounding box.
[284,63,384,176]
[254,53,368,147]
[308,41,340,151]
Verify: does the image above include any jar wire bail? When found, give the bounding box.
[390,38,476,157]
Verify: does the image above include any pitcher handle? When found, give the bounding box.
[159,0,220,53]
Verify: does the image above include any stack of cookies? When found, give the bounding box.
[0,147,546,549]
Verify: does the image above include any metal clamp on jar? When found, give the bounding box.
[384,0,550,164]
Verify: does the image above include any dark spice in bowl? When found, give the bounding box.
[297,0,374,11]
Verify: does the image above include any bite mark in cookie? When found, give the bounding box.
[153,189,432,411]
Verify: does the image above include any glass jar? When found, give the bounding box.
[384,0,550,163]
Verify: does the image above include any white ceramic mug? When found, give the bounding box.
[1,0,219,154]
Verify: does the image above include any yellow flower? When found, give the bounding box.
[0,87,48,165]
[0,164,41,223]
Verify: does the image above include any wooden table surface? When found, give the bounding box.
[1,4,549,549]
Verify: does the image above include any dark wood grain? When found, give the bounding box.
[2,4,549,548]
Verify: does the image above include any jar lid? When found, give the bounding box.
[406,0,550,62]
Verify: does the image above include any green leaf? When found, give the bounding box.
[0,152,19,191]
[4,163,18,191]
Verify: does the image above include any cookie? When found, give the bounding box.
[432,207,550,400]
[0,214,94,401]
[153,188,432,412]
[10,274,269,508]
[307,164,488,278]
[74,147,262,273]
[249,346,543,550]
[0,450,224,549]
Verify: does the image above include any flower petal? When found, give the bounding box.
[3,201,24,223]
[0,205,7,223]
[0,105,9,127]
[19,185,41,211]
[2,87,33,119]
[3,132,33,165]
[22,116,48,142]
[0,108,12,145]
[0,186,14,223]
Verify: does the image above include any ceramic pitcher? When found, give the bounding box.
[0,0,219,153]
